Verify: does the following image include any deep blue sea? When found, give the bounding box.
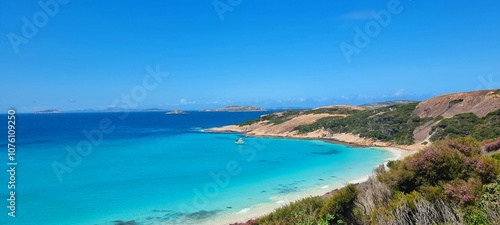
[0,112,392,225]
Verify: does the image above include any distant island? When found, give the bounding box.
[34,109,61,114]
[200,105,266,112]
[105,107,130,112]
[144,108,165,112]
[166,110,187,114]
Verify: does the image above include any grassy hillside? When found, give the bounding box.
[296,103,432,145]
[243,137,500,225]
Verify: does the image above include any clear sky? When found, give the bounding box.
[1,0,500,112]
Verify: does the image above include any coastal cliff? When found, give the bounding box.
[413,90,500,118]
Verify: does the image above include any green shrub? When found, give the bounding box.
[444,178,483,205]
[388,191,421,211]
[259,196,325,225]
[492,153,500,161]
[464,206,491,225]
[431,110,500,142]
[430,113,481,141]
[418,185,445,202]
[466,176,500,224]
[379,145,466,191]
[319,184,358,224]
[478,176,500,209]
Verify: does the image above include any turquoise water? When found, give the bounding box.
[0,112,391,225]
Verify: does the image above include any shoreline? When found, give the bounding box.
[203,126,423,152]
[200,128,415,225]
[202,174,374,225]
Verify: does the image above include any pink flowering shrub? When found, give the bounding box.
[464,156,498,183]
[441,137,482,156]
[379,137,499,205]
[379,145,465,192]
[444,178,482,205]
[483,138,500,152]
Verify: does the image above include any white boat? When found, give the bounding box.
[234,138,244,145]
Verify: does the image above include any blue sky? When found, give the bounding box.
[1,0,500,112]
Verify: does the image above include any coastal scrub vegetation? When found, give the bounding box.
[239,102,500,146]
[261,111,303,125]
[484,138,500,152]
[304,107,362,115]
[244,137,500,225]
[493,153,500,161]
[430,109,500,142]
[295,103,432,145]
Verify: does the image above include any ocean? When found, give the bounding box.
[0,112,392,225]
